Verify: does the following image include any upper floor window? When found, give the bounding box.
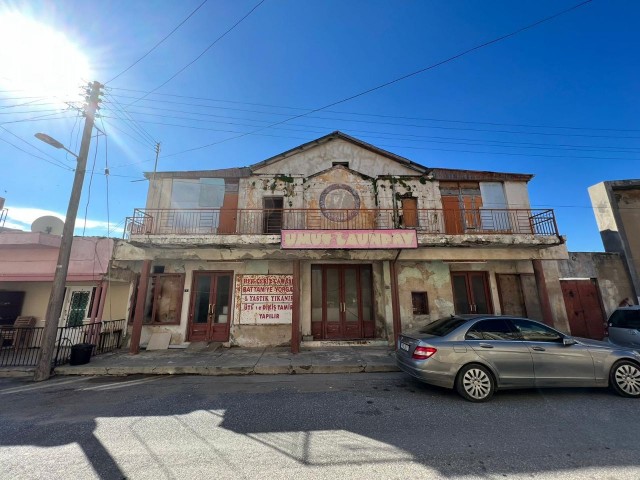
[332,162,349,168]
[170,178,225,209]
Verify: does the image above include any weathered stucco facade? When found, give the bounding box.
[589,180,640,303]
[118,132,570,350]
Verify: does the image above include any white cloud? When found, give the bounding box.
[4,206,123,236]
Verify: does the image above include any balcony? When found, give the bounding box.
[124,208,559,239]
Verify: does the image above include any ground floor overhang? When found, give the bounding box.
[117,250,570,351]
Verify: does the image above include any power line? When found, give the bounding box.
[0,111,77,125]
[0,133,74,171]
[0,108,65,116]
[0,98,54,110]
[0,125,75,167]
[108,87,640,134]
[98,114,640,164]
[162,0,595,158]
[106,0,210,84]
[102,93,158,146]
[127,0,267,106]
[101,116,112,238]
[83,131,100,235]
[104,106,640,153]
[100,116,158,150]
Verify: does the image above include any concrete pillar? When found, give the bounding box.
[389,261,401,348]
[381,261,395,345]
[130,260,151,355]
[291,260,300,354]
[300,261,311,337]
[532,259,554,327]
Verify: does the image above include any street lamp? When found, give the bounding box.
[32,81,102,382]
[35,133,79,159]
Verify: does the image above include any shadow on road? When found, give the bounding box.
[0,374,638,479]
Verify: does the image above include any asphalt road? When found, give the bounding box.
[0,372,638,480]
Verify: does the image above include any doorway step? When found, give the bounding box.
[301,339,389,348]
[185,341,223,352]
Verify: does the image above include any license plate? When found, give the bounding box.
[400,342,410,352]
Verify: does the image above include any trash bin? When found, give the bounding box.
[69,343,95,366]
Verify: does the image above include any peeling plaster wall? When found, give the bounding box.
[238,176,305,211]
[541,261,570,333]
[304,167,376,210]
[556,252,635,317]
[230,324,291,347]
[376,178,439,211]
[396,261,453,332]
[133,259,297,346]
[616,189,640,291]
[252,138,420,178]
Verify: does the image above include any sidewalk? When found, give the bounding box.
[51,345,399,376]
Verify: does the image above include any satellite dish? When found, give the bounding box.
[31,216,64,235]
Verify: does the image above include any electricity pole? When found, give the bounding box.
[34,81,103,381]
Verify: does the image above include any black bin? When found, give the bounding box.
[69,343,95,366]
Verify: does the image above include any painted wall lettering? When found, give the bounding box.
[281,229,418,249]
[236,274,293,324]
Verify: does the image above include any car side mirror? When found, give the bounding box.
[563,337,577,346]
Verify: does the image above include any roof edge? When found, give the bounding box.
[249,131,430,174]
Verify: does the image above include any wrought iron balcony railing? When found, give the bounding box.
[124,207,559,238]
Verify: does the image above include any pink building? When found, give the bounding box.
[0,232,130,328]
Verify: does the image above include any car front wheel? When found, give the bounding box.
[456,364,495,402]
[610,361,640,398]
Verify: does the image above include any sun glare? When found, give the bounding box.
[0,12,90,105]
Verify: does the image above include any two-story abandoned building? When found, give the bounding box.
[114,132,569,351]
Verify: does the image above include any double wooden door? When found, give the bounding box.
[451,272,493,314]
[188,271,233,342]
[560,279,605,339]
[311,265,374,340]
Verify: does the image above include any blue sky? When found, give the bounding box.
[0,0,637,251]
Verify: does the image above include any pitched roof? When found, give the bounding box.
[143,167,252,179]
[430,168,534,183]
[249,131,430,174]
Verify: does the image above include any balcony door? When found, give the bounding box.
[263,197,283,234]
[188,271,233,342]
[451,272,493,314]
[311,265,374,340]
[440,182,483,234]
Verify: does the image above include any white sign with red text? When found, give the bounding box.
[237,274,293,324]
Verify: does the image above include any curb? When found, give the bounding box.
[53,363,400,376]
[0,368,35,378]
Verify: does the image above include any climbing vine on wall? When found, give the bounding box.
[262,175,298,207]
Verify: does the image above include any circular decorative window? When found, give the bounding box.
[319,184,361,222]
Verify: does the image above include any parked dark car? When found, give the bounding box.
[605,306,640,351]
[396,315,640,402]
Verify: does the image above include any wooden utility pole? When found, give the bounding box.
[34,81,103,381]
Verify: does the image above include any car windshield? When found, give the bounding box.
[419,317,468,336]
[609,309,640,329]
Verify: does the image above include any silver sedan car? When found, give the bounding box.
[396,315,640,402]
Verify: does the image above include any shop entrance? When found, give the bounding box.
[188,271,233,342]
[451,271,493,314]
[311,265,374,340]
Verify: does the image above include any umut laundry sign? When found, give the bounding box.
[281,229,418,249]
